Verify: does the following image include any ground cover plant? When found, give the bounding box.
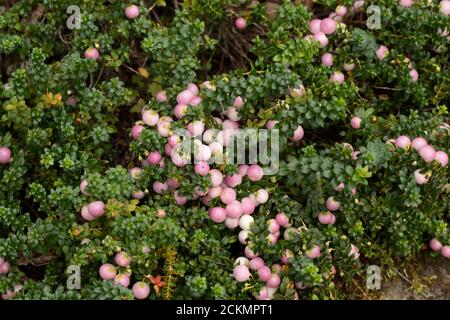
[0,0,449,300]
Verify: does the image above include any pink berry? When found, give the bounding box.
[411,137,427,150]
[80,180,90,196]
[275,212,289,227]
[233,265,250,282]
[267,219,280,234]
[375,45,389,60]
[249,257,265,271]
[247,165,264,181]
[351,117,361,129]
[132,282,150,299]
[131,124,144,140]
[410,69,419,82]
[320,18,336,35]
[310,19,322,34]
[399,0,413,7]
[210,169,224,187]
[225,217,239,229]
[349,244,360,259]
[187,83,199,96]
[292,125,304,142]
[84,48,99,60]
[187,121,205,137]
[142,110,159,126]
[245,246,258,259]
[81,205,95,221]
[435,151,448,166]
[152,181,168,194]
[241,197,257,215]
[267,274,281,288]
[238,164,249,176]
[266,120,279,130]
[235,17,247,30]
[0,262,11,274]
[233,96,245,108]
[440,245,450,258]
[429,238,443,252]
[313,32,329,47]
[174,191,188,205]
[156,208,166,218]
[330,71,345,84]
[225,174,242,188]
[256,287,269,300]
[194,161,209,176]
[335,182,345,191]
[414,170,429,185]
[132,191,145,199]
[418,145,436,163]
[99,263,117,280]
[344,63,356,71]
[305,245,321,259]
[321,53,333,67]
[125,5,140,19]
[114,274,131,287]
[190,96,202,106]
[209,207,227,223]
[147,151,162,165]
[318,211,333,224]
[88,201,105,218]
[335,5,347,16]
[176,90,194,105]
[115,251,131,267]
[326,196,341,211]
[220,187,236,205]
[225,200,243,219]
[156,90,167,102]
[395,135,411,149]
[258,266,272,281]
[440,0,450,15]
[0,147,12,164]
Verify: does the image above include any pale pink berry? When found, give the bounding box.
[173,104,188,119]
[335,5,347,16]
[326,196,341,211]
[114,274,131,287]
[88,201,105,218]
[0,262,11,274]
[258,266,272,281]
[310,19,322,34]
[313,32,329,47]
[235,17,247,30]
[330,213,336,225]
[209,207,226,223]
[241,197,257,215]
[80,180,90,196]
[335,182,345,191]
[219,187,236,205]
[99,263,117,280]
[435,151,448,166]
[210,169,224,187]
[115,251,131,267]
[305,245,321,259]
[344,63,355,71]
[233,265,250,282]
[440,245,450,258]
[414,170,429,185]
[429,238,443,252]
[226,107,241,121]
[84,48,99,60]
[351,117,361,129]
[321,53,333,67]
[275,212,289,227]
[190,96,202,106]
[267,274,281,288]
[222,119,239,130]
[157,121,171,137]
[249,257,264,271]
[125,5,140,19]
[174,191,188,205]
[247,165,264,181]
[292,125,304,142]
[268,219,280,234]
[255,189,269,204]
[239,214,254,230]
[225,217,239,229]
[194,161,210,176]
[132,282,150,299]
[156,208,166,218]
[410,69,419,82]
[187,83,199,96]
[225,200,243,219]
[176,90,194,105]
[266,120,279,130]
[399,0,413,7]
[411,137,427,150]
[281,249,294,264]
[225,174,242,188]
[238,230,249,244]
[349,244,360,259]
[318,211,333,224]
[0,147,12,164]
[207,186,221,199]
[418,145,436,163]
[320,18,336,35]
[440,0,450,15]
[131,124,144,140]
[155,90,167,102]
[132,191,145,199]
[233,96,244,108]
[375,45,389,60]
[81,205,95,221]
[395,135,411,149]
[330,71,345,84]
[152,181,168,194]
[239,164,249,176]
[245,246,257,259]
[187,121,205,137]
[290,85,305,98]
